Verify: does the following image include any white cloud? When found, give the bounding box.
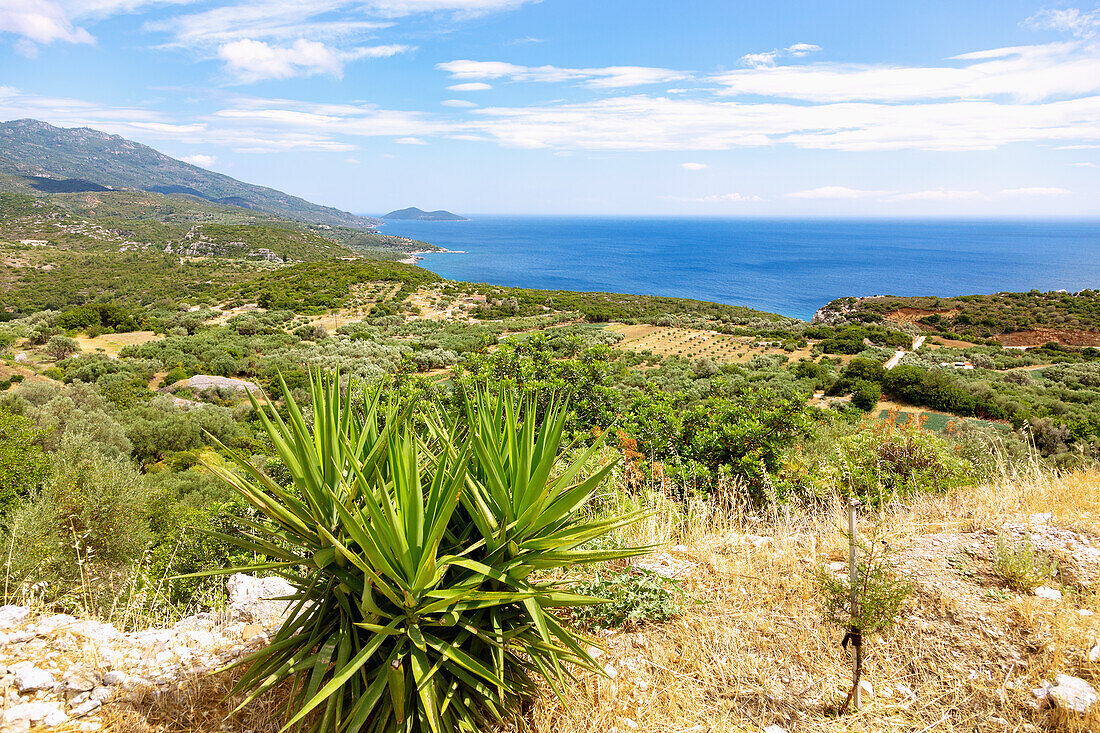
[1071,161,1098,167]
[467,94,1100,152]
[362,0,534,17]
[0,0,94,45]
[998,186,1072,197]
[437,59,689,88]
[447,82,492,91]
[441,99,477,107]
[394,136,427,144]
[739,42,821,69]
[716,41,1100,103]
[217,39,410,82]
[680,162,707,170]
[146,0,532,48]
[785,43,822,56]
[786,186,891,199]
[13,38,39,57]
[1023,7,1100,39]
[181,153,216,166]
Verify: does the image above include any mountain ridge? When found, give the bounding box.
[0,119,381,230]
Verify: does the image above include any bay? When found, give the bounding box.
[372,217,1100,320]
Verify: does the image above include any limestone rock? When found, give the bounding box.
[2,701,67,730]
[1047,674,1097,715]
[1033,586,1062,601]
[0,607,28,632]
[227,573,297,627]
[12,664,55,694]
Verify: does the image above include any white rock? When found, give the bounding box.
[1034,586,1062,601]
[226,573,297,626]
[0,606,29,631]
[1089,644,1100,663]
[763,726,787,733]
[2,701,66,729]
[67,619,120,643]
[1047,674,1097,715]
[33,614,77,636]
[69,699,101,718]
[12,663,56,693]
[858,679,874,699]
[101,671,126,686]
[90,686,111,703]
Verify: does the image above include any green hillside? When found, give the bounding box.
[0,119,380,230]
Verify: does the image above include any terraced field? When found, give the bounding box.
[606,323,819,363]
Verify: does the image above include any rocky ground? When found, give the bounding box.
[0,478,1097,732]
[0,575,292,732]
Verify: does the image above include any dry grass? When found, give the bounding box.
[520,470,1100,733]
[73,330,162,357]
[97,469,1100,732]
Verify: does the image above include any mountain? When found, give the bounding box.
[383,207,468,221]
[0,119,380,230]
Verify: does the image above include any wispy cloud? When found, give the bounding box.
[218,39,411,82]
[715,41,1100,102]
[441,99,477,107]
[680,162,707,170]
[181,152,216,166]
[739,42,822,69]
[0,0,95,49]
[1023,7,1100,39]
[1071,161,1098,167]
[437,59,690,88]
[447,81,492,91]
[466,94,1100,152]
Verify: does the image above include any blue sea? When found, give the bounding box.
[373,217,1100,320]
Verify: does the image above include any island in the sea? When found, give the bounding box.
[383,207,469,221]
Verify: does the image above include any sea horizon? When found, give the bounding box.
[370,216,1100,320]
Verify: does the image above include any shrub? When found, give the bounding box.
[569,569,683,630]
[993,532,1059,592]
[828,420,973,505]
[205,375,645,732]
[849,379,882,412]
[0,410,50,514]
[3,434,161,618]
[44,335,80,361]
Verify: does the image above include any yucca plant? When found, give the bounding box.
[203,372,645,732]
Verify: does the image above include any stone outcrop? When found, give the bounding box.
[0,575,298,732]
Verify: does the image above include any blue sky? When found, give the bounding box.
[1,0,1099,216]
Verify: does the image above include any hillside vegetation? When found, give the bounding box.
[0,119,379,229]
[1,125,1099,731]
[817,291,1100,343]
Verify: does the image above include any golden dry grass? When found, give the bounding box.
[73,331,162,357]
[99,470,1100,732]
[519,471,1100,733]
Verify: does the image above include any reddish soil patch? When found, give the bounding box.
[883,306,960,325]
[995,328,1100,347]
